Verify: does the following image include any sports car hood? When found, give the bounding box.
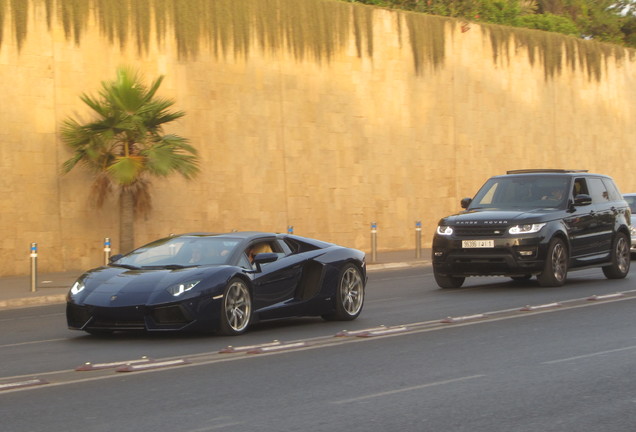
[440,208,560,226]
[70,265,226,307]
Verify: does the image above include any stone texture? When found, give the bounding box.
[1,3,635,275]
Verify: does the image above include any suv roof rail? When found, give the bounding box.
[506,169,588,174]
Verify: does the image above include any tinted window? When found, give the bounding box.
[602,178,622,201]
[469,175,570,209]
[573,178,589,196]
[587,178,610,204]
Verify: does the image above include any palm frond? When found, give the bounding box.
[60,66,199,214]
[107,155,145,185]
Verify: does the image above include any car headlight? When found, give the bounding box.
[436,226,453,235]
[167,280,201,297]
[69,280,85,296]
[508,223,546,235]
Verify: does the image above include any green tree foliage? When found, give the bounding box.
[61,67,199,253]
[515,12,579,35]
[348,0,636,47]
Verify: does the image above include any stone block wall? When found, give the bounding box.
[1,1,635,275]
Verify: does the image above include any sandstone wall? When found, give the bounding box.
[1,1,635,276]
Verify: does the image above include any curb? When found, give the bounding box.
[367,261,430,271]
[0,294,67,310]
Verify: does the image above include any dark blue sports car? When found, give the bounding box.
[66,232,366,335]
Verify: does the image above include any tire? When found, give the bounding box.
[538,238,568,287]
[602,232,630,279]
[433,270,465,288]
[323,264,364,321]
[219,278,252,336]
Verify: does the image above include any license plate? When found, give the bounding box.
[462,240,494,248]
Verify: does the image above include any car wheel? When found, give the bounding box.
[538,238,568,287]
[434,270,465,288]
[323,264,364,321]
[219,278,252,336]
[433,269,466,288]
[602,232,630,279]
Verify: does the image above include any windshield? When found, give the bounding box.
[469,175,571,210]
[113,236,240,269]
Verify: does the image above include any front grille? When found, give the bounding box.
[90,320,145,329]
[151,305,190,325]
[66,303,91,328]
[453,226,507,236]
[87,306,146,330]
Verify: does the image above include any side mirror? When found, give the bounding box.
[251,252,278,272]
[461,198,472,209]
[253,252,278,265]
[573,194,592,206]
[109,254,123,263]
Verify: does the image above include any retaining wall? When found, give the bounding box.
[1,0,635,276]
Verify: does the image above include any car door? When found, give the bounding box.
[244,240,304,311]
[587,177,615,256]
[564,177,601,261]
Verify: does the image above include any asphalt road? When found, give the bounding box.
[2,265,636,431]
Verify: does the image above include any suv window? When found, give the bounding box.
[602,178,623,202]
[587,177,610,204]
[573,178,589,196]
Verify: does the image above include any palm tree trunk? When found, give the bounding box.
[119,189,135,254]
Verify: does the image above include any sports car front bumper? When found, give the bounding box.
[67,301,205,332]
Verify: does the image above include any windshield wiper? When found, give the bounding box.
[139,264,194,270]
[110,263,140,270]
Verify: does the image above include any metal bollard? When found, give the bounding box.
[370,222,377,263]
[415,221,422,259]
[103,237,111,265]
[287,225,294,234]
[30,242,38,292]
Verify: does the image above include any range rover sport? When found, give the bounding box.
[432,170,631,288]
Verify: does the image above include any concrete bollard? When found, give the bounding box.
[103,237,111,265]
[30,242,38,292]
[415,220,422,259]
[370,222,377,263]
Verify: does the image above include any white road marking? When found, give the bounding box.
[186,420,244,431]
[0,338,67,348]
[331,374,485,404]
[542,345,636,364]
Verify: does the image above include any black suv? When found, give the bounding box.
[432,170,631,288]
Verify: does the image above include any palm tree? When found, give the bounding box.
[61,67,199,254]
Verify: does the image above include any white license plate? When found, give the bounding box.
[462,240,494,248]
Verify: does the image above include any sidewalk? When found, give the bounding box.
[0,249,431,310]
